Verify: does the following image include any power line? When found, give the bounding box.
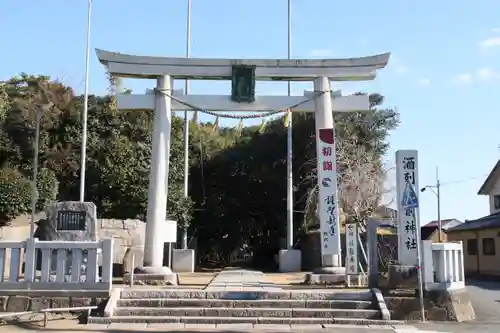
[439,174,488,187]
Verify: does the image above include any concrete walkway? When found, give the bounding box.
[205,269,282,291]
[0,320,453,332]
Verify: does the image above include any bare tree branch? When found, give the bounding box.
[337,136,391,229]
[300,136,394,232]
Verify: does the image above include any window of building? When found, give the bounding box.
[483,238,496,256]
[467,239,477,255]
[494,195,500,210]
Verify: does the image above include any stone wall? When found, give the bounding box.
[97,219,145,276]
[0,296,105,313]
[385,289,475,322]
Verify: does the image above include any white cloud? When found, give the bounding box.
[477,68,500,81]
[418,78,431,86]
[451,69,500,85]
[479,37,500,49]
[308,49,335,57]
[452,73,473,84]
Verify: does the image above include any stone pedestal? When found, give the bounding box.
[124,266,178,285]
[322,254,340,267]
[278,249,302,272]
[306,266,346,285]
[172,249,195,273]
[306,254,346,284]
[388,264,418,289]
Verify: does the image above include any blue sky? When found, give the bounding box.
[1,0,500,225]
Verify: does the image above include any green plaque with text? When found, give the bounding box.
[231,65,256,103]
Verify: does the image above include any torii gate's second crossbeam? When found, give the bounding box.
[117,89,369,113]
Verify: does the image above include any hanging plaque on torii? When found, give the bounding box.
[231,65,256,103]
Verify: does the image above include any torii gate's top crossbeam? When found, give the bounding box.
[96,49,390,81]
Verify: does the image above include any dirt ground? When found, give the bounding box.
[262,273,307,285]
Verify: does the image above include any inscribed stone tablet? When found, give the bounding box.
[56,210,87,231]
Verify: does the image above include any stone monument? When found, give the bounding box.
[36,201,99,282]
[389,150,421,289]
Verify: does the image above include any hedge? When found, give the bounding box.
[0,167,32,224]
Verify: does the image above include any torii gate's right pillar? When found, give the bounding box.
[313,76,344,277]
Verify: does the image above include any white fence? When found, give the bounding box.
[0,238,113,297]
[422,240,465,291]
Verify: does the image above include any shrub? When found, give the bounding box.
[36,168,58,211]
[0,167,32,225]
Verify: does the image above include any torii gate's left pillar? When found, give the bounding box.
[131,75,178,284]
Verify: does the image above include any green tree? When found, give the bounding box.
[0,75,191,224]
[188,94,399,264]
[36,168,58,211]
[0,167,32,224]
[0,73,398,267]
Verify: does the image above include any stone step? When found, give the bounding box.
[114,307,380,319]
[117,298,374,309]
[120,289,372,301]
[89,315,337,325]
[329,318,406,326]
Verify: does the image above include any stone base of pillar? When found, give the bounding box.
[304,254,346,284]
[278,249,302,272]
[124,266,179,285]
[321,254,341,267]
[305,266,346,285]
[172,249,195,273]
[312,266,346,275]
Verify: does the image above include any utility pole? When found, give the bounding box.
[30,108,42,240]
[30,103,53,239]
[436,166,442,242]
[420,166,442,242]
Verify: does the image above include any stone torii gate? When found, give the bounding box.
[96,49,390,279]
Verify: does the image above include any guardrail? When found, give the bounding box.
[422,240,465,291]
[0,238,113,297]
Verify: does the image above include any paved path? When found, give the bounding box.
[205,269,282,291]
[0,321,454,332]
[0,318,474,333]
[400,278,500,333]
[412,322,500,333]
[3,318,498,332]
[465,278,500,322]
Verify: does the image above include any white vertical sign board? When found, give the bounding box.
[345,222,358,275]
[317,128,341,256]
[164,220,178,243]
[396,150,420,266]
